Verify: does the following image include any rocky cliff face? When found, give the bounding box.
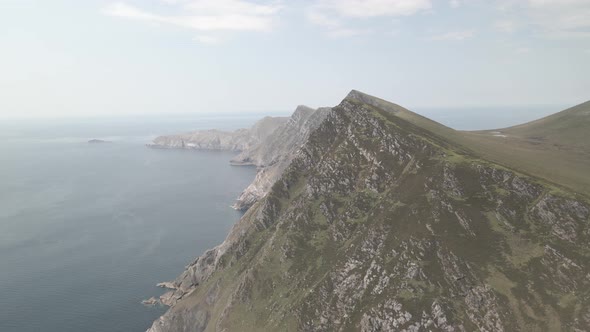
[231,106,321,166]
[147,107,329,211]
[231,106,331,210]
[148,116,288,151]
[148,91,590,332]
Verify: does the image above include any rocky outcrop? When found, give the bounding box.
[147,91,590,332]
[231,106,321,166]
[147,116,288,151]
[146,107,330,211]
[231,106,331,210]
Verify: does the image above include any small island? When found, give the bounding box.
[88,139,110,144]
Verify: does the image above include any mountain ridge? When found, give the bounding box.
[147,116,288,152]
[346,90,590,197]
[146,91,590,332]
[231,106,331,210]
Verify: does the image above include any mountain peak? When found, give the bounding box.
[345,90,406,113]
[148,92,590,332]
[291,105,316,122]
[294,104,315,112]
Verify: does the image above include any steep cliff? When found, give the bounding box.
[231,106,331,210]
[231,106,322,166]
[146,107,329,211]
[147,116,288,151]
[147,91,590,331]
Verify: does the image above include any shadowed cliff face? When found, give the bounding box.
[148,93,590,332]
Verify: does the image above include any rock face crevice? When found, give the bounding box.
[147,91,590,332]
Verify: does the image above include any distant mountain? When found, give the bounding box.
[231,106,320,166]
[148,106,330,211]
[147,116,288,151]
[231,105,331,210]
[147,91,590,331]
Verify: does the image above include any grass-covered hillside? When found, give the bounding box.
[347,90,590,197]
[148,91,590,332]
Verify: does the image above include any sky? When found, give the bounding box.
[1,0,589,118]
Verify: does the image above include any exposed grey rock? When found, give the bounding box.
[231,106,331,210]
[157,282,176,289]
[146,90,590,332]
[231,106,318,166]
[149,307,209,332]
[146,107,330,211]
[147,116,288,151]
[142,297,159,306]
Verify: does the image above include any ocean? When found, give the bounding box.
[0,105,562,331]
[0,115,260,332]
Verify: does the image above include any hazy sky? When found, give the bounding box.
[1,0,589,118]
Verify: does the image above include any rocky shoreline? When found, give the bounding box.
[146,106,330,211]
[142,105,332,309]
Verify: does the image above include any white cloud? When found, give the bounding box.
[430,29,475,41]
[450,0,461,8]
[185,0,280,16]
[312,0,432,18]
[527,0,590,38]
[103,1,281,33]
[104,3,158,20]
[307,0,431,37]
[497,0,590,38]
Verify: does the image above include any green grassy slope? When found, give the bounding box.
[346,90,590,196]
[149,92,590,332]
[500,100,590,147]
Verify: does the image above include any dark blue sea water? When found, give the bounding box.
[0,106,561,332]
[0,115,260,332]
